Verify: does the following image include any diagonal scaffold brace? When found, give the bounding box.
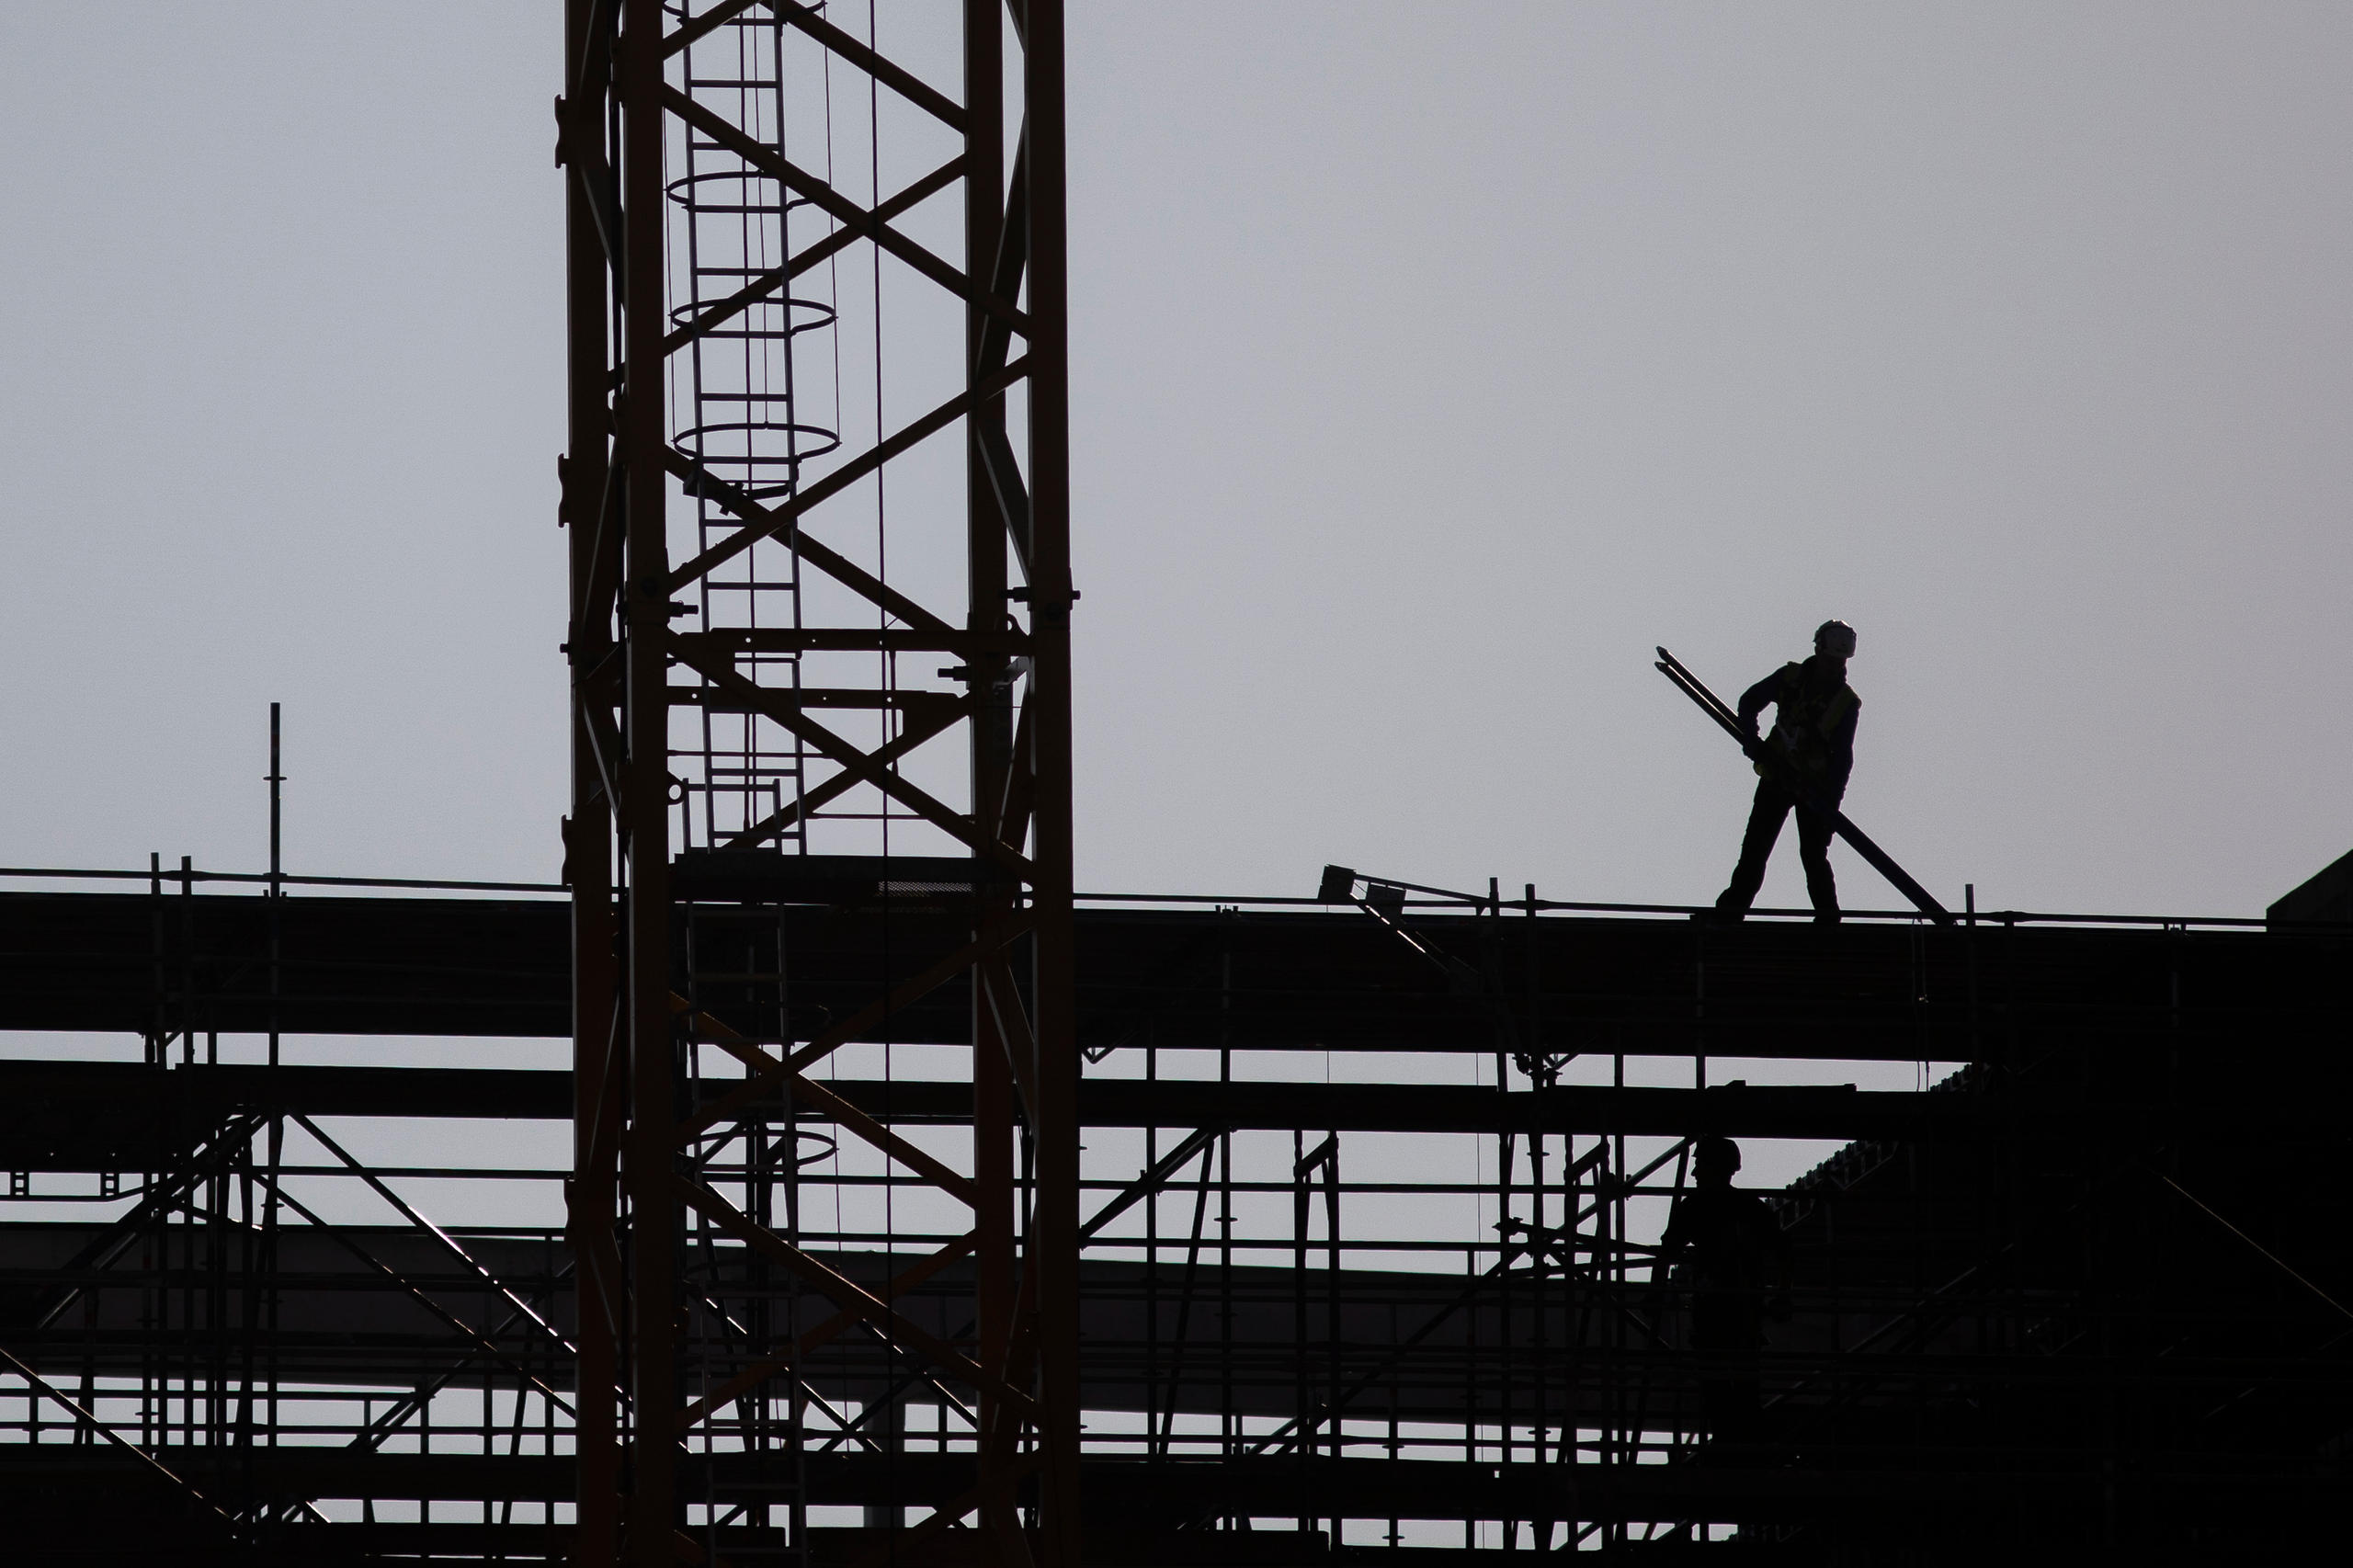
[1656,645,1952,925]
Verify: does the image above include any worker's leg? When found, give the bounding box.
[1796,803,1838,921]
[1715,779,1793,915]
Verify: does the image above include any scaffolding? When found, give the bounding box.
[0,3,2347,1562]
[0,874,2347,1560]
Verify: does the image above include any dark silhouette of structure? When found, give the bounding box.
[0,8,2347,1563]
[1,881,2350,1560]
[1658,1136,1790,1445]
[1716,619,1860,922]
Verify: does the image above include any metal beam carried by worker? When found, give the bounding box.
[1657,627,1952,925]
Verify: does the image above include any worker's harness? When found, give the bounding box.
[1758,662,1858,786]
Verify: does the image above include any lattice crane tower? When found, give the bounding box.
[559,3,1074,1562]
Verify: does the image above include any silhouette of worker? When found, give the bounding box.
[1713,620,1859,922]
[1658,1136,1790,1445]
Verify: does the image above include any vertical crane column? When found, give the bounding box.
[962,2,1020,1555]
[616,1,678,1562]
[1021,6,1081,1560]
[559,1,620,1562]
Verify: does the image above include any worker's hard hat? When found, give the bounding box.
[1696,1136,1742,1174]
[1814,619,1857,657]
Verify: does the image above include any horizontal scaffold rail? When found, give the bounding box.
[0,1061,2341,1170]
[0,891,2342,1059]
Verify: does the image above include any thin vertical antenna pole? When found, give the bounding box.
[261,702,286,1486]
[149,852,165,1069]
[267,701,281,1068]
[267,703,281,887]
[179,856,194,1069]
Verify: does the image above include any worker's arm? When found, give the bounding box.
[1734,669,1784,736]
[1655,1199,1688,1285]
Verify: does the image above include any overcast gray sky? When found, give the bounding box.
[2,3,2347,918]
